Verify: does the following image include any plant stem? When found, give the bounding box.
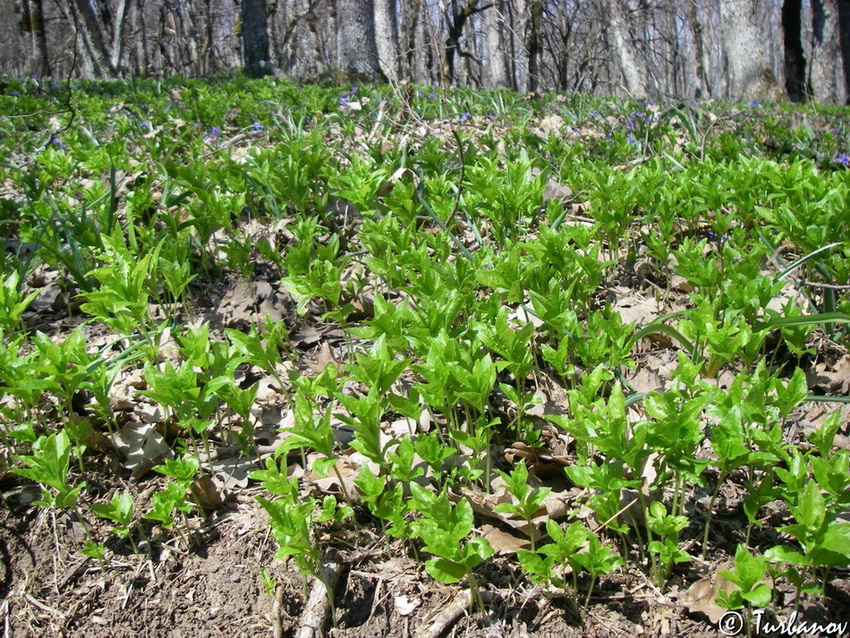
[702,468,727,558]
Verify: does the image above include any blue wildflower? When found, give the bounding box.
[459,112,471,122]
[626,135,636,144]
[339,95,350,106]
[835,154,850,167]
[203,126,221,143]
[140,120,151,129]
[750,99,760,106]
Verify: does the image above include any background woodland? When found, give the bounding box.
[4,0,850,104]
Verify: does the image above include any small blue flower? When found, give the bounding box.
[252,121,264,132]
[428,91,436,100]
[203,126,221,143]
[459,112,471,122]
[9,90,19,96]
[140,120,151,129]
[626,135,636,144]
[350,86,359,94]
[750,99,760,106]
[834,153,850,166]
[338,95,350,106]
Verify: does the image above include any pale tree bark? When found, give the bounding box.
[482,1,507,88]
[607,0,647,96]
[66,0,118,77]
[242,0,271,76]
[374,0,400,80]
[21,0,51,76]
[337,0,382,80]
[806,0,846,104]
[718,0,780,101]
[110,0,130,72]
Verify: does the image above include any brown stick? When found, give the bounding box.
[801,281,850,290]
[295,559,342,638]
[414,589,472,638]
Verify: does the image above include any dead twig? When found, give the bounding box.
[272,584,285,638]
[414,589,472,638]
[294,558,342,638]
[801,281,850,290]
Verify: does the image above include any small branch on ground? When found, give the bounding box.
[294,558,342,638]
[414,589,472,638]
[802,281,850,290]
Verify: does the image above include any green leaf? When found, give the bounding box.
[425,558,467,584]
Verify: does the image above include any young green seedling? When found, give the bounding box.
[409,483,494,612]
[493,462,551,550]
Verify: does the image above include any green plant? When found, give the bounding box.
[0,271,38,331]
[409,483,494,611]
[11,430,85,509]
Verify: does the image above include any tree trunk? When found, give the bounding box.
[374,0,400,80]
[607,0,646,96]
[783,0,810,101]
[21,0,51,76]
[69,0,117,77]
[337,0,382,80]
[242,0,271,77]
[806,0,845,104]
[526,0,542,91]
[718,0,779,101]
[838,0,850,103]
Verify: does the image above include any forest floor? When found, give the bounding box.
[1,78,850,637]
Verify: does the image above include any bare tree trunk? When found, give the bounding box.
[66,0,117,77]
[783,0,810,101]
[526,0,542,91]
[607,0,646,96]
[337,0,382,80]
[838,0,850,103]
[21,0,51,76]
[688,0,709,97]
[807,0,846,103]
[718,0,780,101]
[242,0,271,76]
[482,2,506,88]
[374,0,400,80]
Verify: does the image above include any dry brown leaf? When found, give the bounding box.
[680,561,743,624]
[481,524,531,555]
[307,341,343,374]
[191,473,224,509]
[111,421,174,480]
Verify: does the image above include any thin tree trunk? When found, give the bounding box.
[783,0,809,101]
[526,0,542,91]
[374,0,400,80]
[242,0,271,77]
[838,0,850,103]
